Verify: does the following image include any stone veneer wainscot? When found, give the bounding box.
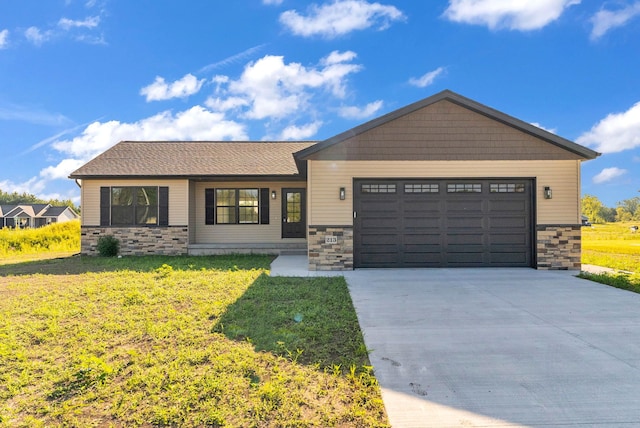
[308,226,353,271]
[81,226,189,256]
[536,225,581,270]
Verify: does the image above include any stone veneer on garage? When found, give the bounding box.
[536,225,581,270]
[308,226,353,271]
[309,224,582,271]
[81,226,189,256]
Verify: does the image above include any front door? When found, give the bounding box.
[282,188,306,238]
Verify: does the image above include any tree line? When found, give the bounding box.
[582,195,640,223]
[0,189,79,213]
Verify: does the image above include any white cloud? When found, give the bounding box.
[408,67,445,88]
[530,122,557,134]
[280,0,405,38]
[339,100,383,119]
[576,101,640,153]
[205,96,249,112]
[590,2,640,40]
[277,121,323,140]
[25,26,52,46]
[140,74,206,102]
[211,51,362,120]
[443,0,580,31]
[0,177,47,196]
[53,106,247,161]
[58,16,101,30]
[0,29,9,49]
[40,158,87,181]
[593,167,628,184]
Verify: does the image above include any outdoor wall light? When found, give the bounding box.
[271,190,277,200]
[544,186,552,199]
[339,187,346,200]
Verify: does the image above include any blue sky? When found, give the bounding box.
[1,0,639,207]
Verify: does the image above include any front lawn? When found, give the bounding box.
[0,255,388,427]
[580,223,640,293]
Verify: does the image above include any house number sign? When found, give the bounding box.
[325,236,338,244]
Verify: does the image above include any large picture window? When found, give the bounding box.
[111,187,159,225]
[205,188,269,225]
[100,186,168,227]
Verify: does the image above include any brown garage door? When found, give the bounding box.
[354,179,534,268]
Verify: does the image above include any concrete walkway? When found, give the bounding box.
[270,257,640,427]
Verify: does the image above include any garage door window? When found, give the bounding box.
[362,183,396,193]
[490,183,526,193]
[447,183,482,193]
[404,183,439,193]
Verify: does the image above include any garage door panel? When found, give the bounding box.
[446,252,486,264]
[489,217,527,228]
[404,217,441,228]
[359,253,401,267]
[489,252,528,264]
[354,179,533,268]
[489,200,526,211]
[446,200,484,211]
[489,233,528,245]
[447,217,484,228]
[361,217,398,228]
[361,234,399,245]
[361,245,400,254]
[404,233,441,245]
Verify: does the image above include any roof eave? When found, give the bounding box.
[68,173,308,181]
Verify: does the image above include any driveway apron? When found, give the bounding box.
[344,268,640,428]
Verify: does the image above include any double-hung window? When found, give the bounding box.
[205,188,269,225]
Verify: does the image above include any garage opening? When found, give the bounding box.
[353,179,534,268]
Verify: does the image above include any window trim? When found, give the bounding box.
[205,187,270,226]
[100,186,168,227]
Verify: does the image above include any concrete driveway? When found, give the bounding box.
[344,268,640,428]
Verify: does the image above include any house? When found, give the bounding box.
[69,90,599,270]
[0,204,79,228]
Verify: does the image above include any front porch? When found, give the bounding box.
[188,242,307,256]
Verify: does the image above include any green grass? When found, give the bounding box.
[580,222,640,293]
[0,255,388,427]
[0,220,80,257]
[582,222,640,273]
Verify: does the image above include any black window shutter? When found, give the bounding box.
[100,187,110,226]
[205,189,215,225]
[158,187,169,226]
[260,188,270,225]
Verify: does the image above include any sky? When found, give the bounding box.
[1,0,639,208]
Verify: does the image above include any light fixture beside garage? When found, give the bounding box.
[339,187,346,200]
[271,190,277,200]
[544,186,552,199]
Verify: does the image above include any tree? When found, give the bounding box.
[616,197,640,221]
[581,195,611,224]
[0,189,79,212]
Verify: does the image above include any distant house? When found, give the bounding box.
[70,90,600,270]
[0,204,79,229]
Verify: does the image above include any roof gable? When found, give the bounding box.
[296,90,600,161]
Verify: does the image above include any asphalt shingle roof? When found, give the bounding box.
[69,141,317,178]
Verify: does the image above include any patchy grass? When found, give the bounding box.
[0,220,80,257]
[0,255,388,427]
[578,271,640,294]
[582,222,640,273]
